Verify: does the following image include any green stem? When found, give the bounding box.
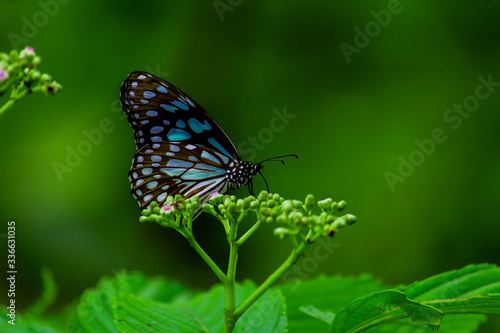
[0,83,30,117]
[0,98,16,117]
[185,233,227,284]
[236,219,262,246]
[232,240,310,323]
[223,219,239,333]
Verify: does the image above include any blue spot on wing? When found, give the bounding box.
[167,159,193,168]
[182,169,225,180]
[195,163,225,172]
[208,138,233,159]
[201,151,219,164]
[167,129,191,141]
[176,120,186,128]
[188,118,212,134]
[161,104,178,113]
[144,91,156,99]
[157,86,168,94]
[172,100,189,111]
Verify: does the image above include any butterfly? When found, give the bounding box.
[120,71,295,216]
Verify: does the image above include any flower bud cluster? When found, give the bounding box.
[139,191,357,243]
[0,47,62,97]
[139,194,200,230]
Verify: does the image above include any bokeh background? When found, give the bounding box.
[1,1,499,331]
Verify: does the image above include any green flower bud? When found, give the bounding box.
[139,216,148,223]
[202,203,212,212]
[218,204,224,211]
[292,200,302,209]
[260,207,271,217]
[227,202,237,214]
[276,215,287,224]
[305,194,315,208]
[265,216,273,224]
[345,214,357,225]
[41,73,52,81]
[337,200,347,211]
[250,201,260,209]
[267,199,276,208]
[258,190,268,202]
[142,209,151,216]
[272,193,280,201]
[318,198,333,210]
[224,196,232,206]
[30,70,41,81]
[236,199,244,207]
[242,197,252,210]
[33,56,42,66]
[335,216,347,227]
[274,227,290,239]
[9,49,19,60]
[282,200,293,213]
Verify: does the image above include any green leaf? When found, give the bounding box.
[77,271,191,333]
[280,275,390,333]
[330,264,500,333]
[113,281,287,333]
[299,306,335,323]
[113,294,204,333]
[400,263,500,300]
[331,290,443,333]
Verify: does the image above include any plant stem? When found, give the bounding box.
[223,219,239,333]
[236,219,262,246]
[0,98,15,117]
[231,240,309,322]
[185,233,226,284]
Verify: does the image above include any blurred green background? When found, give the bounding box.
[1,1,499,331]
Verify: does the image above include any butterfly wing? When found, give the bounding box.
[120,71,239,161]
[129,141,233,210]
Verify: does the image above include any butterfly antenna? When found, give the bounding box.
[248,178,255,196]
[259,154,298,165]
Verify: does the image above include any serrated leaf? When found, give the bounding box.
[330,264,500,333]
[113,294,203,333]
[331,290,443,333]
[113,281,287,333]
[400,263,500,300]
[77,271,190,333]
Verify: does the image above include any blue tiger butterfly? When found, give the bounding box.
[120,71,295,216]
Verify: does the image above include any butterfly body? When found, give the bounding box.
[120,71,263,213]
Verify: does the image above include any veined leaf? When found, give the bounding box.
[113,281,286,333]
